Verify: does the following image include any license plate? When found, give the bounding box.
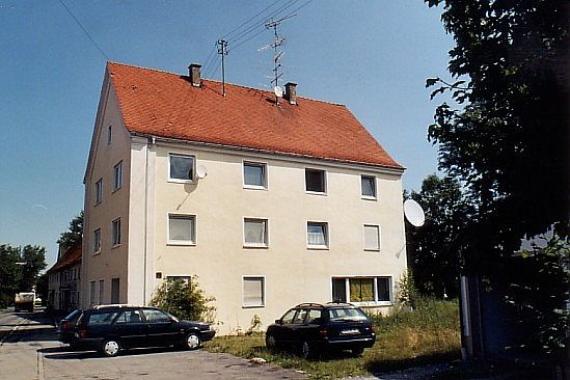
[340,329,360,336]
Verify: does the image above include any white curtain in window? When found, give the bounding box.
[308,223,326,245]
[244,164,265,187]
[244,219,266,244]
[243,277,264,306]
[169,216,193,242]
[361,176,376,196]
[364,225,380,250]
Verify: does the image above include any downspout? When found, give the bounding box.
[142,136,155,304]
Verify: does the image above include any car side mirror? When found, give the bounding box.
[275,319,282,325]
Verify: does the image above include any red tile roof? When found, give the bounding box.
[107,62,403,170]
[47,243,81,274]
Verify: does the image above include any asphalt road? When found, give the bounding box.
[0,309,306,380]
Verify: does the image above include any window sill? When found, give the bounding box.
[242,304,265,309]
[352,301,393,307]
[168,178,194,184]
[167,241,196,246]
[243,185,268,191]
[364,248,380,252]
[305,191,327,196]
[92,250,101,256]
[94,201,102,207]
[307,245,329,250]
[243,244,269,249]
[112,187,121,194]
[111,244,122,249]
[361,195,377,201]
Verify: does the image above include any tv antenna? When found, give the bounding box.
[264,14,295,104]
[217,39,229,96]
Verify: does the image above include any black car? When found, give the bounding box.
[266,302,376,358]
[71,305,215,357]
[58,309,83,347]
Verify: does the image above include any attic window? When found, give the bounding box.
[169,154,194,182]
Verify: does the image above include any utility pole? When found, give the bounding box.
[217,39,228,96]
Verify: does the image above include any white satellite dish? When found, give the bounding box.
[404,199,425,227]
[273,86,283,98]
[196,165,208,179]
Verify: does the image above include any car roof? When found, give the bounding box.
[294,302,357,309]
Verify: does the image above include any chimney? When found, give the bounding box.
[285,82,297,105]
[188,63,201,87]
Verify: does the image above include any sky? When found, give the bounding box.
[0,0,454,266]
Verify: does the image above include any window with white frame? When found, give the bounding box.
[99,279,104,305]
[243,161,267,188]
[331,277,392,303]
[307,222,328,248]
[93,228,101,253]
[169,154,194,182]
[305,168,326,193]
[361,175,376,198]
[364,225,381,251]
[166,275,191,284]
[243,276,265,307]
[244,218,268,247]
[112,218,121,246]
[168,214,195,244]
[113,161,123,191]
[89,281,96,305]
[95,178,103,204]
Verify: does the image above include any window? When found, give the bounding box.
[243,276,265,307]
[293,309,309,324]
[99,279,104,305]
[361,175,376,198]
[95,178,103,204]
[280,308,297,324]
[168,214,195,244]
[93,229,101,253]
[364,225,380,251]
[331,277,392,304]
[243,161,267,189]
[307,222,328,248]
[169,154,194,182]
[305,169,326,193]
[115,309,142,324]
[142,309,172,323]
[306,309,323,324]
[113,161,122,191]
[166,275,191,284]
[112,218,121,246]
[243,218,268,247]
[107,125,112,145]
[111,278,120,304]
[89,281,96,305]
[87,311,118,326]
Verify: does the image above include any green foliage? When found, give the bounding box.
[57,211,83,250]
[397,270,419,309]
[0,244,46,308]
[150,277,215,322]
[406,175,473,298]
[246,314,262,335]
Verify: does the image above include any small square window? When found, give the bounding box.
[244,218,268,247]
[307,222,328,248]
[243,162,267,188]
[113,161,123,191]
[93,228,101,253]
[112,219,121,246]
[361,175,376,198]
[364,225,380,251]
[305,169,326,193]
[95,178,103,204]
[168,214,196,244]
[169,154,194,182]
[243,277,265,307]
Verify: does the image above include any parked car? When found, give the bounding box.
[266,302,376,358]
[71,305,215,357]
[58,309,83,348]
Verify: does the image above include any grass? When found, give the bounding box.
[204,299,461,379]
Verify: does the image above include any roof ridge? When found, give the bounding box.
[107,61,346,107]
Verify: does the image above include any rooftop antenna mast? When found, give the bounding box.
[264,14,295,104]
[217,39,229,96]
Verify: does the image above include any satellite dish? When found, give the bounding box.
[404,199,425,227]
[273,86,283,98]
[196,165,208,179]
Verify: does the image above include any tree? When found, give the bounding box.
[150,277,215,322]
[0,244,46,308]
[406,175,473,298]
[18,245,47,292]
[57,211,83,250]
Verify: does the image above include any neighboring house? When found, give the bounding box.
[81,62,407,334]
[47,242,81,312]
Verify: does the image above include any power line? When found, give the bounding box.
[57,0,110,61]
[222,0,284,40]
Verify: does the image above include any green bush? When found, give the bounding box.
[150,276,215,322]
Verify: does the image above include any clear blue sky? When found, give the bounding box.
[0,0,453,266]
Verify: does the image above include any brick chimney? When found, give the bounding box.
[285,82,297,105]
[188,63,201,87]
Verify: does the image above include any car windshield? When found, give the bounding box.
[328,307,368,321]
[165,311,179,322]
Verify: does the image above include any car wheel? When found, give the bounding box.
[300,340,313,359]
[265,333,278,352]
[101,339,120,357]
[185,332,201,350]
[351,347,364,356]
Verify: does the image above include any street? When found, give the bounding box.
[0,309,305,380]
